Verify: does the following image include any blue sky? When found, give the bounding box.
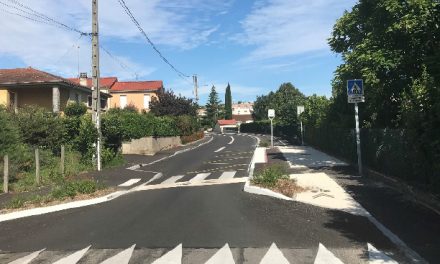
[0,0,357,105]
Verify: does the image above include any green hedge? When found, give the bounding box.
[305,127,440,195]
[240,121,300,143]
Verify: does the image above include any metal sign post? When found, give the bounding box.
[268,109,275,148]
[297,106,305,146]
[347,80,365,176]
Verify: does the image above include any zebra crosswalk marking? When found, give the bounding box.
[118,179,141,187]
[161,175,185,184]
[100,244,135,264]
[219,171,236,180]
[314,243,344,264]
[8,249,44,264]
[260,243,289,264]
[189,173,211,183]
[52,245,90,264]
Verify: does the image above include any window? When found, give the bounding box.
[120,95,127,108]
[88,96,92,107]
[144,94,151,109]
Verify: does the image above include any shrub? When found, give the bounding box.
[64,102,87,117]
[252,164,288,188]
[175,115,200,136]
[0,107,21,156]
[14,105,65,151]
[51,180,98,199]
[181,131,204,144]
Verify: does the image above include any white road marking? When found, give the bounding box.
[144,173,163,185]
[118,178,141,187]
[368,243,398,264]
[152,244,182,264]
[314,243,344,264]
[100,244,135,264]
[53,245,91,264]
[219,171,236,180]
[228,136,235,145]
[135,177,247,191]
[215,147,226,153]
[260,243,289,264]
[205,243,235,264]
[8,249,45,264]
[190,173,211,183]
[162,175,185,184]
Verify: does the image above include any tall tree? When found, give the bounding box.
[205,86,221,127]
[224,83,232,120]
[150,90,197,116]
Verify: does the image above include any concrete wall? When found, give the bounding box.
[122,136,182,155]
[109,92,158,112]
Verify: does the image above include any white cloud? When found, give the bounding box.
[235,0,355,62]
[0,0,227,77]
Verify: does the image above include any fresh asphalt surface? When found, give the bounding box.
[0,134,414,263]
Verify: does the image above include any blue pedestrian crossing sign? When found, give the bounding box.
[347,79,365,103]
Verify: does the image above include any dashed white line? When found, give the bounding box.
[118,179,141,187]
[215,147,226,153]
[228,136,235,145]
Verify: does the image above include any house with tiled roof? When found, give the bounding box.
[0,67,110,113]
[68,73,164,112]
[108,80,164,111]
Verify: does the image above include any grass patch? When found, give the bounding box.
[252,163,306,197]
[259,140,270,147]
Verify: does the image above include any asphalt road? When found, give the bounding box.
[0,134,412,263]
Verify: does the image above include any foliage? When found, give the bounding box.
[205,86,222,127]
[14,105,65,151]
[302,95,331,128]
[253,83,306,125]
[175,115,200,136]
[64,102,87,117]
[224,83,233,120]
[51,180,98,199]
[252,164,288,188]
[0,107,21,156]
[181,131,204,145]
[150,90,197,116]
[240,121,300,142]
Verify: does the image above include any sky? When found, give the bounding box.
[0,0,358,105]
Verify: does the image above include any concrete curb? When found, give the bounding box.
[243,180,292,201]
[0,190,128,223]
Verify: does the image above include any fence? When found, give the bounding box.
[304,127,440,195]
[1,145,66,194]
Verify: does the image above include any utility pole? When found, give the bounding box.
[92,0,102,171]
[193,74,199,104]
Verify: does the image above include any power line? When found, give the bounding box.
[116,0,191,81]
[99,44,139,79]
[0,0,89,35]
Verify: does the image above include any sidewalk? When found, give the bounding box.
[267,144,440,264]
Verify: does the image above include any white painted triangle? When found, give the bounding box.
[53,245,91,264]
[152,244,182,264]
[260,243,289,264]
[205,243,235,264]
[9,248,45,264]
[368,243,398,264]
[100,244,135,264]
[314,243,344,264]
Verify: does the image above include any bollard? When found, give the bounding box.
[3,155,8,193]
[35,148,40,185]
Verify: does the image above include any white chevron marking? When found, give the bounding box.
[52,245,91,264]
[205,243,235,264]
[152,244,182,264]
[314,243,344,264]
[100,244,135,264]
[368,243,398,264]
[260,243,289,264]
[8,249,45,264]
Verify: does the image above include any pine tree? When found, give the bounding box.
[224,83,232,120]
[205,86,221,127]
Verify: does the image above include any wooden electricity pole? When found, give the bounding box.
[92,0,102,171]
